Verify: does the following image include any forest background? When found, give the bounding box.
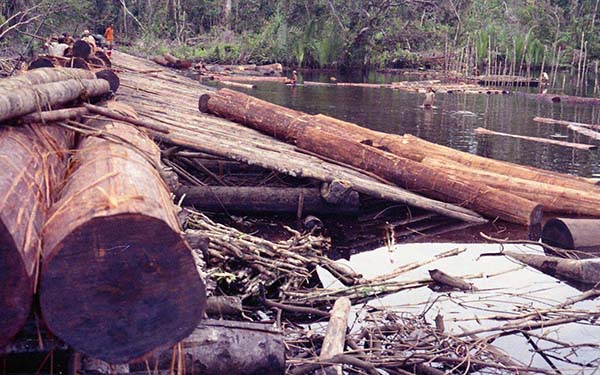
[1,0,599,72]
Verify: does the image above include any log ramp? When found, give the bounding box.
[109,51,485,225]
[40,102,206,363]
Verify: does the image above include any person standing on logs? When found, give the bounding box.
[104,23,114,56]
[422,87,435,109]
[82,30,97,52]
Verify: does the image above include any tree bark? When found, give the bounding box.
[0,78,110,122]
[199,90,542,226]
[176,186,360,215]
[505,251,600,285]
[40,102,206,364]
[0,125,72,348]
[128,319,285,375]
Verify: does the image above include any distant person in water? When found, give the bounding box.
[423,87,435,108]
[291,70,298,85]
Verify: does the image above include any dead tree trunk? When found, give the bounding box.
[40,102,206,364]
[128,320,285,375]
[199,90,542,226]
[176,186,360,215]
[0,79,110,122]
[0,125,72,348]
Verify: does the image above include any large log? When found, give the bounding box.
[0,67,96,90]
[421,157,600,216]
[318,297,351,375]
[72,40,93,59]
[533,116,600,141]
[199,90,542,226]
[0,78,110,122]
[542,218,600,253]
[40,102,206,363]
[177,186,360,215]
[0,125,72,348]
[128,319,285,375]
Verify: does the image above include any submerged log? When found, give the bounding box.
[0,125,72,348]
[40,102,206,363]
[199,90,542,226]
[542,218,600,253]
[128,320,285,375]
[505,251,600,284]
[177,186,360,215]
[0,78,110,122]
[474,127,597,150]
[533,117,600,141]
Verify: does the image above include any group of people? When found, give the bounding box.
[44,24,114,58]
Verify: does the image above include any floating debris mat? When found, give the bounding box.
[391,80,508,94]
[476,74,540,87]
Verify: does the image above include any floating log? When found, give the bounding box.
[518,92,600,106]
[72,40,93,59]
[397,134,599,191]
[40,102,206,363]
[0,67,96,90]
[199,89,542,226]
[0,125,72,348]
[207,75,288,83]
[542,218,600,253]
[533,117,600,141]
[319,297,351,375]
[128,320,285,375]
[0,78,110,123]
[421,157,600,216]
[505,251,600,284]
[177,186,360,215]
[218,80,256,89]
[476,75,539,87]
[27,57,55,70]
[256,63,283,72]
[474,127,597,150]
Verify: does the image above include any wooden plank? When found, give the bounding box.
[474,127,597,150]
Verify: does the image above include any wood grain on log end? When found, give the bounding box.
[198,94,211,113]
[95,69,120,93]
[40,214,206,363]
[72,40,92,59]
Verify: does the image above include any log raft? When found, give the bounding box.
[40,102,206,363]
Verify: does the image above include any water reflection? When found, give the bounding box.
[213,72,600,176]
[318,243,600,373]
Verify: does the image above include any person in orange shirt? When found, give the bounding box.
[104,23,114,50]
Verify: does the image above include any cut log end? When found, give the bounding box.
[0,224,32,348]
[542,218,573,250]
[72,40,92,59]
[198,94,211,113]
[95,70,120,93]
[27,57,55,70]
[40,214,206,363]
